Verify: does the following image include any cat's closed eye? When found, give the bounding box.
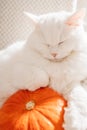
[47,44,50,47]
[58,41,64,45]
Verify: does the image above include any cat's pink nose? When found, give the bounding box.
[51,53,57,57]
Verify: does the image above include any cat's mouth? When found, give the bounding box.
[48,57,67,62]
[47,51,74,62]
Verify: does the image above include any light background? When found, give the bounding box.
[0,0,87,49]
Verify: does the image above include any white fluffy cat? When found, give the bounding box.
[0,9,87,130]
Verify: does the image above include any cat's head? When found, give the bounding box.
[25,9,86,62]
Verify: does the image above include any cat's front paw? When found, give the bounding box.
[27,67,49,91]
[10,66,49,92]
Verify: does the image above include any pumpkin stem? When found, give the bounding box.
[26,100,35,110]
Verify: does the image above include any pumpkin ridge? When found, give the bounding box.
[34,109,56,126]
[35,97,64,108]
[34,95,63,107]
[33,110,65,130]
[35,104,65,127]
[28,111,41,130]
[14,112,29,130]
[32,110,54,129]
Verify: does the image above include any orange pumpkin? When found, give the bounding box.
[0,87,67,130]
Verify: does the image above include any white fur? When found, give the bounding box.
[0,11,87,130]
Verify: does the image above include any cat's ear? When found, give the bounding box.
[66,8,86,27]
[24,12,39,25]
